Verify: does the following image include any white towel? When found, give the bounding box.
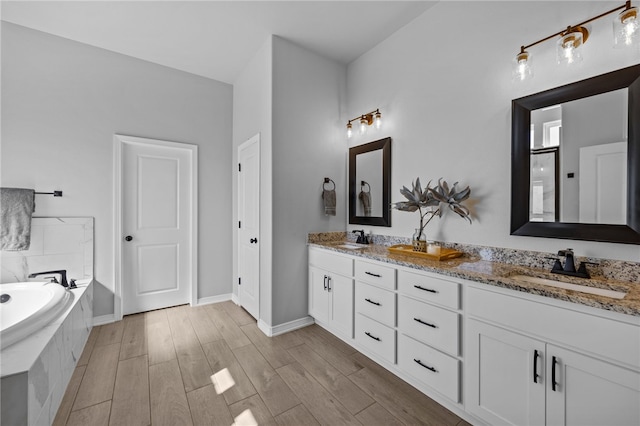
[1,188,35,251]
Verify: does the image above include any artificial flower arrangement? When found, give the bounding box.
[392,177,472,251]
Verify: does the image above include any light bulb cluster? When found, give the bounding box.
[346,109,382,138]
[513,1,639,82]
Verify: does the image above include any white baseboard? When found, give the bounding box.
[196,293,232,306]
[258,316,315,337]
[92,314,116,326]
[231,293,239,305]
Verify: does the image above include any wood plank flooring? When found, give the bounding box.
[53,303,470,426]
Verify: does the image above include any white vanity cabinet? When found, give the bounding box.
[466,286,640,426]
[308,244,640,425]
[308,247,354,339]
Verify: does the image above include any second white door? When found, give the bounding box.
[119,135,196,315]
[238,134,260,320]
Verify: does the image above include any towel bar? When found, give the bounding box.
[35,191,63,197]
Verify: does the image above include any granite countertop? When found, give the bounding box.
[310,241,640,318]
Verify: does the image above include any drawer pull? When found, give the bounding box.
[323,275,328,291]
[413,317,437,328]
[533,350,540,384]
[365,271,382,278]
[365,298,381,306]
[414,358,437,373]
[365,331,381,341]
[414,285,438,294]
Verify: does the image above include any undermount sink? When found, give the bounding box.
[338,243,367,250]
[510,275,627,299]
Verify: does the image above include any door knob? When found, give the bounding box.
[250,237,258,244]
[124,236,133,242]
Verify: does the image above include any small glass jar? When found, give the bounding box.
[412,228,427,252]
[427,240,441,256]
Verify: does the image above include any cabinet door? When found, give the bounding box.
[466,320,545,426]
[309,266,329,324]
[328,273,354,338]
[546,345,640,426]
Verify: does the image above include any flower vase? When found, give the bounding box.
[412,228,427,252]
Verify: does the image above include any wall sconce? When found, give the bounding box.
[346,109,381,138]
[513,1,639,81]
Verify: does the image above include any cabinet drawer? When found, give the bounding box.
[309,248,353,276]
[398,269,459,310]
[398,334,460,402]
[355,314,396,364]
[355,260,396,290]
[398,296,459,356]
[355,282,396,327]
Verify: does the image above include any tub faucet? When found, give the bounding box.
[28,270,71,288]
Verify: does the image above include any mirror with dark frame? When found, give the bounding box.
[349,137,391,227]
[511,64,640,244]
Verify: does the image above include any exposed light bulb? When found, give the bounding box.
[512,50,532,81]
[374,111,382,129]
[359,117,368,134]
[557,31,583,65]
[346,122,353,138]
[614,6,639,48]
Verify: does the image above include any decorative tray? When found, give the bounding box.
[387,244,464,261]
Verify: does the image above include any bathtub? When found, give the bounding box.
[0,281,73,350]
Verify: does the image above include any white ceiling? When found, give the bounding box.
[1,1,436,84]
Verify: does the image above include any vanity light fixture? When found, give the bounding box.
[346,109,382,138]
[513,1,639,81]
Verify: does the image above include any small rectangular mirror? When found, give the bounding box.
[349,137,391,227]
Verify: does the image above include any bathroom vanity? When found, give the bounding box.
[307,240,640,426]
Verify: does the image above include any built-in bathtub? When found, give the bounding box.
[0,217,95,425]
[1,281,73,350]
[0,279,93,426]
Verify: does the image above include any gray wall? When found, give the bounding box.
[346,1,640,261]
[1,22,233,316]
[232,36,347,328]
[271,37,347,326]
[232,37,274,325]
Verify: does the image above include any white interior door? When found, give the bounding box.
[237,134,260,320]
[120,135,196,315]
[579,142,627,224]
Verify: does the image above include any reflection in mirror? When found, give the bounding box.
[511,64,640,244]
[529,89,628,224]
[355,150,382,217]
[349,137,391,227]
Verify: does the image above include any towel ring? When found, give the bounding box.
[360,181,370,193]
[323,177,335,191]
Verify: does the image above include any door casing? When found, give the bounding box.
[113,134,198,321]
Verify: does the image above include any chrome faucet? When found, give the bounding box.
[551,249,591,279]
[352,229,369,244]
[28,269,75,288]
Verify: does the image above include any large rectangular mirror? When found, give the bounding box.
[511,64,640,244]
[349,137,391,227]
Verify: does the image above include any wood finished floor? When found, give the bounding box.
[53,302,471,426]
